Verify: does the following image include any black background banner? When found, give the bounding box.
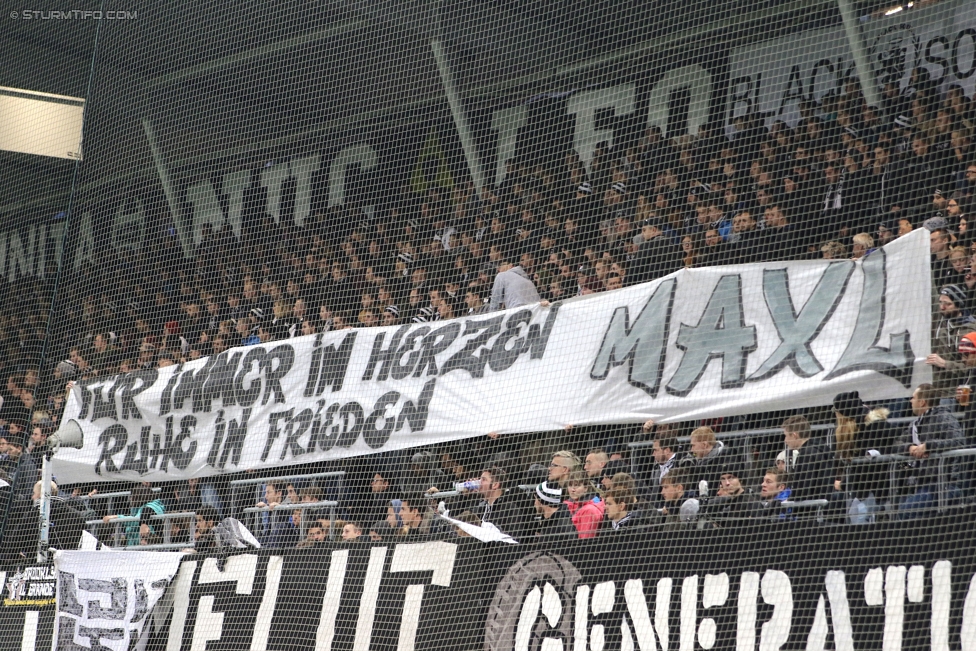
[147,513,976,651]
[7,513,976,650]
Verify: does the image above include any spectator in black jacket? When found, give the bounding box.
[602,487,645,531]
[531,481,576,543]
[193,506,220,553]
[474,467,531,541]
[895,383,965,519]
[680,426,726,497]
[781,415,834,501]
[626,217,680,286]
[659,468,700,525]
[706,465,760,522]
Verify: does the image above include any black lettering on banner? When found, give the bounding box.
[95,424,128,475]
[234,347,267,407]
[489,310,531,373]
[363,391,401,449]
[207,410,227,468]
[305,333,324,396]
[779,65,805,114]
[315,332,356,394]
[76,379,96,420]
[218,408,250,469]
[280,408,313,460]
[336,402,364,447]
[925,36,950,83]
[728,75,754,120]
[363,326,410,381]
[169,416,197,470]
[92,376,121,421]
[590,279,675,397]
[747,262,853,381]
[262,344,295,405]
[524,303,561,359]
[158,364,184,417]
[396,378,437,433]
[118,369,158,420]
[58,571,82,616]
[77,578,127,619]
[120,426,153,474]
[825,249,915,386]
[807,58,835,100]
[312,402,341,452]
[952,29,976,79]
[415,322,461,377]
[439,316,502,379]
[262,409,294,462]
[667,275,757,396]
[200,351,243,410]
[172,356,218,413]
[390,327,431,380]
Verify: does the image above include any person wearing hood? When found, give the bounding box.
[832,392,896,522]
[488,255,541,311]
[679,426,726,497]
[564,471,604,539]
[927,284,976,398]
[895,383,965,519]
[781,416,835,502]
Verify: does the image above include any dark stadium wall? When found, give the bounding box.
[9,512,976,651]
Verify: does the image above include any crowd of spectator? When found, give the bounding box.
[2,68,976,554]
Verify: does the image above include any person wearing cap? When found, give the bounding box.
[704,465,760,522]
[488,253,541,311]
[927,284,976,399]
[531,481,576,543]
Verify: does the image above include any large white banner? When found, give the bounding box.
[51,230,932,484]
[726,0,976,132]
[53,550,185,651]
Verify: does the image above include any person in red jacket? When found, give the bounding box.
[565,471,605,539]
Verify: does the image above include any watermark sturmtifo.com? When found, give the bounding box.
[10,10,137,20]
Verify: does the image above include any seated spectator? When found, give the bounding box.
[564,471,604,539]
[296,521,327,549]
[583,448,608,480]
[138,513,162,547]
[531,481,576,543]
[194,506,220,553]
[895,383,965,519]
[781,415,834,501]
[369,520,393,542]
[548,450,582,489]
[387,496,434,539]
[659,468,699,525]
[679,426,726,496]
[602,487,644,531]
[759,467,792,516]
[341,521,362,541]
[705,465,760,521]
[473,467,531,541]
[103,485,165,547]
